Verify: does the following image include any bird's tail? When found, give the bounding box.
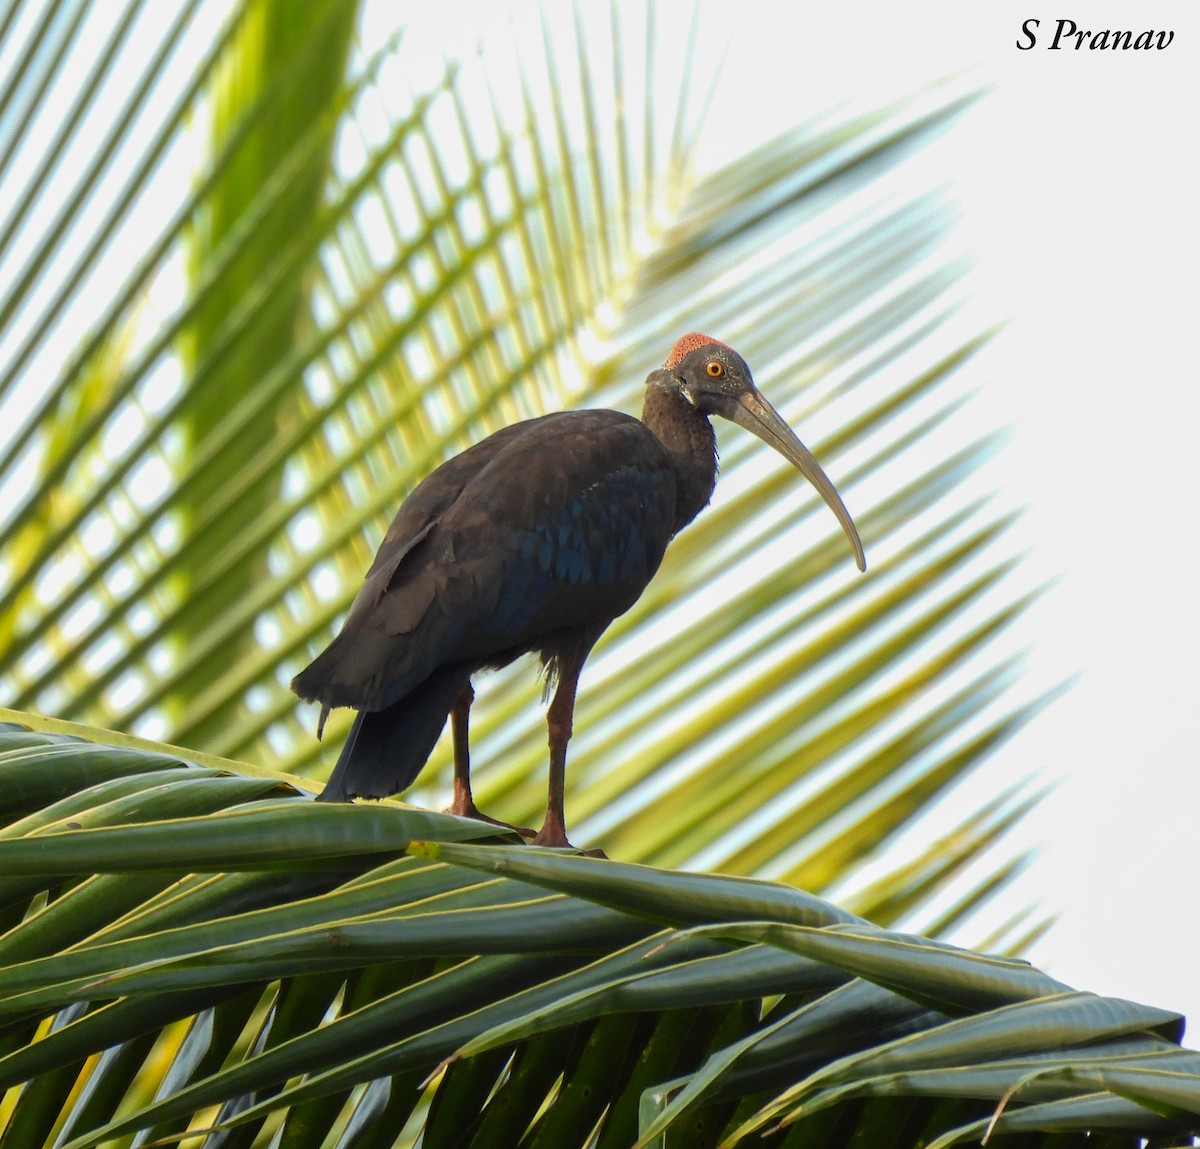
[316,664,473,802]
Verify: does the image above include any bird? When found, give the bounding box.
[292,334,865,848]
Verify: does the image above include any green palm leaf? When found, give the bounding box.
[0,719,1196,1148]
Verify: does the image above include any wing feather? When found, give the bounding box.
[292,410,677,713]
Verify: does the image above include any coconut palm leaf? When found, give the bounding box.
[0,2,1126,1144]
[0,718,1196,1148]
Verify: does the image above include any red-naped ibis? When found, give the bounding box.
[292,335,865,847]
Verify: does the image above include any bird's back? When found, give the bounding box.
[292,408,678,717]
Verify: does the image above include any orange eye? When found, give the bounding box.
[705,360,724,377]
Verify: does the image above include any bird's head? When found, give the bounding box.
[664,333,866,572]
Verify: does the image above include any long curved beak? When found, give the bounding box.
[728,388,866,572]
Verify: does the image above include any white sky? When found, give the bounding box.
[703,1,1199,1028]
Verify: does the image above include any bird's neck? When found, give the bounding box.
[642,378,718,535]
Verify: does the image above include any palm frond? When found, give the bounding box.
[0,718,1194,1149]
[0,5,1108,1144]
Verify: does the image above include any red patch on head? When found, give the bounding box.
[664,332,729,369]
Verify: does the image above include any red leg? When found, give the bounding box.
[447,684,476,817]
[446,682,533,836]
[532,637,596,849]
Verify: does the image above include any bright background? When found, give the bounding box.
[701,1,1200,1028]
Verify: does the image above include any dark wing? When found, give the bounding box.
[291,409,677,714]
[350,418,538,619]
[291,416,541,713]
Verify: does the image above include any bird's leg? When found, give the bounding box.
[445,683,533,837]
[447,683,476,817]
[533,671,575,847]
[533,638,599,850]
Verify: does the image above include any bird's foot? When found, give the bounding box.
[530,828,569,848]
[445,799,534,838]
[529,821,607,857]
